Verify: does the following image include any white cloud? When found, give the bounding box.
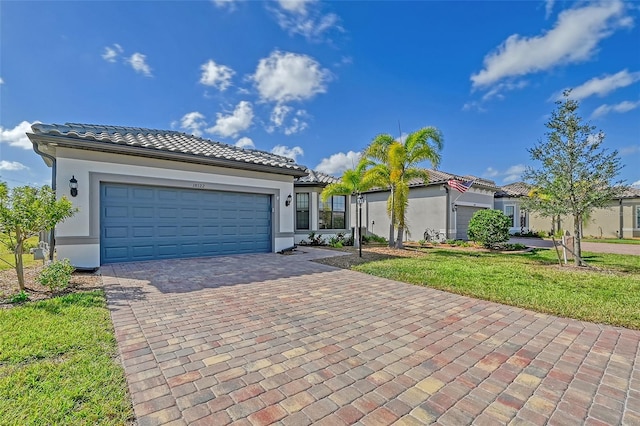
[268,104,293,132]
[206,101,254,138]
[272,0,342,41]
[0,121,37,150]
[558,69,640,101]
[235,137,255,149]
[101,43,123,63]
[128,53,153,77]
[199,59,235,91]
[483,164,526,183]
[179,112,207,137]
[462,101,487,113]
[545,0,555,19]
[284,111,309,135]
[482,80,529,101]
[591,100,640,118]
[0,160,28,171]
[271,145,304,162]
[315,151,362,176]
[277,0,314,15]
[252,51,330,103]
[0,77,4,85]
[620,145,639,156]
[471,0,631,89]
[632,180,640,188]
[212,0,240,9]
[483,167,499,178]
[267,106,309,135]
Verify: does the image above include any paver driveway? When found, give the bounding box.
[103,248,640,425]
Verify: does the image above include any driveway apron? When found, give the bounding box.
[103,248,640,425]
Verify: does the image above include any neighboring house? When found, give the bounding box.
[28,123,307,268]
[494,182,532,234]
[359,170,498,241]
[495,182,640,238]
[293,170,353,244]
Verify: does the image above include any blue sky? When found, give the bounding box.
[1,0,639,188]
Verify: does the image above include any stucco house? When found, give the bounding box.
[28,123,307,268]
[494,182,532,234]
[357,171,498,241]
[495,182,640,238]
[292,170,353,244]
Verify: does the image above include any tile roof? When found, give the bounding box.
[294,169,340,185]
[495,181,532,197]
[386,169,498,191]
[29,123,307,176]
[495,182,640,199]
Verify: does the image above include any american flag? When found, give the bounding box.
[448,179,474,193]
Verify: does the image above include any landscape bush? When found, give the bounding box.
[37,259,75,292]
[468,209,511,248]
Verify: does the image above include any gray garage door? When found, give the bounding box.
[456,206,485,240]
[100,183,271,264]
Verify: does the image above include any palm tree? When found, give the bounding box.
[362,127,443,248]
[320,161,375,250]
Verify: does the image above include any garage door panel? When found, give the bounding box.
[104,206,128,218]
[101,183,272,264]
[158,207,178,218]
[133,207,154,218]
[456,206,484,240]
[131,245,154,258]
[133,227,154,238]
[133,188,154,199]
[104,226,128,238]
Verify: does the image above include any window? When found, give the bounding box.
[637,207,640,228]
[505,205,516,227]
[319,195,346,229]
[296,193,310,230]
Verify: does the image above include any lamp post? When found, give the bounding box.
[357,194,364,258]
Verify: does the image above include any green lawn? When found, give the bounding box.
[581,238,640,245]
[0,291,133,425]
[0,236,39,272]
[354,248,640,329]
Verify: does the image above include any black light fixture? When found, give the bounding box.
[69,175,78,197]
[285,194,292,207]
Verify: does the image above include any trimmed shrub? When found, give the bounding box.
[37,259,75,292]
[467,209,511,248]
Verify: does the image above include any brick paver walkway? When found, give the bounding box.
[103,248,640,425]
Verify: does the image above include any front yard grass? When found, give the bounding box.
[581,237,640,245]
[0,291,133,425]
[353,248,640,329]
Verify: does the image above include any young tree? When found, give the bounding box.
[362,127,443,249]
[523,91,626,265]
[320,161,376,250]
[0,183,76,290]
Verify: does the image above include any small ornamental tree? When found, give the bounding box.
[467,209,511,248]
[523,90,626,265]
[0,183,77,291]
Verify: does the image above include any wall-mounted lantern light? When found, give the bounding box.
[69,175,78,197]
[285,194,292,207]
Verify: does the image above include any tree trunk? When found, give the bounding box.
[395,226,404,249]
[573,214,582,266]
[15,240,25,291]
[388,187,395,248]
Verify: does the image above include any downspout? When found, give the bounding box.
[32,142,56,261]
[619,198,623,239]
[444,185,450,239]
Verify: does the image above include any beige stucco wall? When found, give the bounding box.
[359,184,495,242]
[526,199,640,238]
[51,147,296,267]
